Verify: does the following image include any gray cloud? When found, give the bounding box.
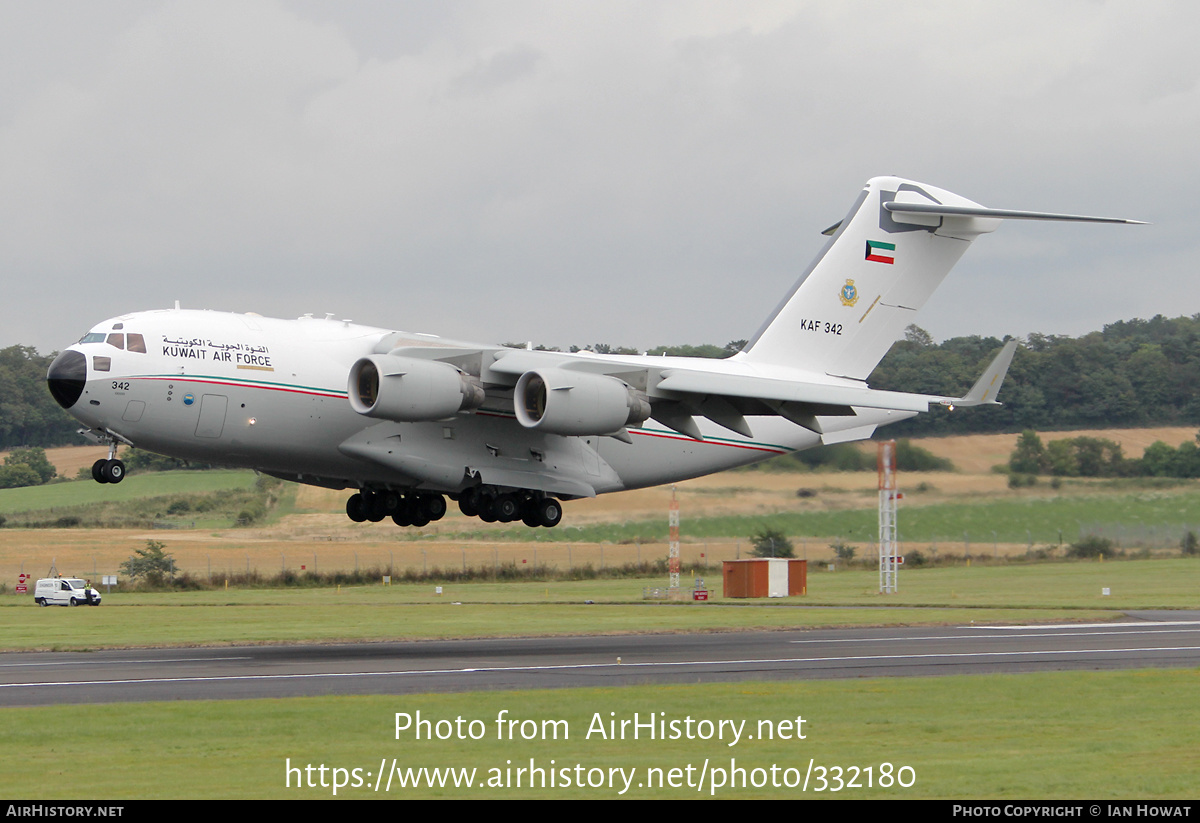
[1,0,1193,355]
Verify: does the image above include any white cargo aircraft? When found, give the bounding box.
[47,177,1140,528]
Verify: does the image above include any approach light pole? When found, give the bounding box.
[878,440,900,594]
[668,486,681,594]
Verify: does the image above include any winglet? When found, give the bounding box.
[949,340,1019,407]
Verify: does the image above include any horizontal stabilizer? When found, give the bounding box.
[884,202,1146,225]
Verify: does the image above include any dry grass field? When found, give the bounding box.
[2,426,1197,585]
[39,444,112,478]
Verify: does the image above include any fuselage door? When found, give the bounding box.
[194,394,229,439]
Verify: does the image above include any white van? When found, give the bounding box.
[34,578,101,607]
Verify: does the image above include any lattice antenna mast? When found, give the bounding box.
[878,440,899,594]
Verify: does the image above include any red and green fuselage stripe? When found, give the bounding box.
[129,373,348,398]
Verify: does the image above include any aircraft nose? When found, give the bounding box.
[47,349,87,409]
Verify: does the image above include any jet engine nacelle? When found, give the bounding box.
[348,354,484,421]
[514,368,650,436]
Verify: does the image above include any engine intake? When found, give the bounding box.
[348,355,484,421]
[514,368,649,436]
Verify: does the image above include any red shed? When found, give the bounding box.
[722,559,807,598]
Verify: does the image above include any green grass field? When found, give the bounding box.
[1,559,1195,651]
[0,600,1095,650]
[0,469,258,514]
[2,670,1196,798]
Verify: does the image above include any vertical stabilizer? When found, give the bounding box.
[740,177,1001,380]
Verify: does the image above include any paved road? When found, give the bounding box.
[3,612,1199,706]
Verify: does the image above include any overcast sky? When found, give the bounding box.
[1,1,1194,355]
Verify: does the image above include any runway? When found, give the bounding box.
[3,611,1199,706]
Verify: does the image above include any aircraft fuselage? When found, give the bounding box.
[48,308,884,503]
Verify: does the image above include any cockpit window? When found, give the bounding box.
[77,330,145,352]
[92,356,111,372]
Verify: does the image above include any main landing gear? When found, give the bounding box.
[344,490,447,527]
[343,488,562,528]
[456,487,562,528]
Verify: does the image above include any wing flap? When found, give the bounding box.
[654,370,932,413]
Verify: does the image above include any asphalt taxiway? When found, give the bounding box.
[3,612,1199,706]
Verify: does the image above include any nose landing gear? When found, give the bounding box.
[91,458,126,484]
[91,441,126,484]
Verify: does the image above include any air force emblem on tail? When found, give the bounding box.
[839,279,859,307]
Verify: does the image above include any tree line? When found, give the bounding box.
[0,347,81,449]
[1009,430,1200,479]
[869,315,1200,437]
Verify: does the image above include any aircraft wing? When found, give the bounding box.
[644,339,1018,437]
[382,339,1019,440]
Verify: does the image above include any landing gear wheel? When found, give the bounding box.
[365,494,388,522]
[537,498,562,528]
[391,498,413,527]
[458,488,480,517]
[102,460,126,484]
[477,496,498,523]
[420,494,447,522]
[93,459,125,484]
[375,491,401,519]
[345,493,367,523]
[495,494,519,522]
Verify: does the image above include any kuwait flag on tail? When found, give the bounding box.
[865,240,896,264]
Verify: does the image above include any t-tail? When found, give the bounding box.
[739,176,1143,381]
